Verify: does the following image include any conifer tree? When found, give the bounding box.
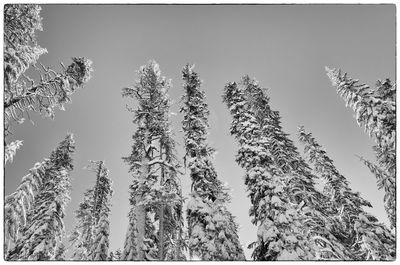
[245,83,350,259]
[69,161,113,261]
[223,76,350,260]
[4,4,45,161]
[4,56,93,126]
[90,202,111,260]
[88,161,113,261]
[298,126,395,260]
[4,5,93,164]
[121,60,185,260]
[7,134,75,260]
[68,190,93,260]
[4,160,47,252]
[181,64,245,260]
[4,4,46,93]
[325,68,395,229]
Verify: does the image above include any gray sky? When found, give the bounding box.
[5,4,395,259]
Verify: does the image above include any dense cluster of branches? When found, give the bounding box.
[4,4,92,164]
[326,68,395,230]
[181,64,245,260]
[222,75,395,260]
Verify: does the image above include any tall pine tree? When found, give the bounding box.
[298,126,395,260]
[4,160,47,252]
[4,4,46,162]
[4,4,46,95]
[4,4,93,164]
[7,134,75,260]
[325,67,395,229]
[223,76,350,260]
[121,60,185,260]
[68,189,93,260]
[181,64,245,260]
[69,160,113,261]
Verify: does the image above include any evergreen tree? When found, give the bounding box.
[4,4,46,93]
[121,60,185,260]
[298,126,395,260]
[4,160,47,252]
[68,190,93,260]
[4,4,45,163]
[88,161,113,261]
[4,56,93,125]
[325,67,395,229]
[4,5,93,164]
[90,201,111,260]
[69,160,113,261]
[223,76,350,260]
[7,134,75,260]
[181,64,245,260]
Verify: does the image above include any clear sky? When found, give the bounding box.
[5,4,395,259]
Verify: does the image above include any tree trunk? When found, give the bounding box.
[135,205,146,260]
[159,204,165,260]
[158,141,165,260]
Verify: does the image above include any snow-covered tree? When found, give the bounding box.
[69,160,113,261]
[90,201,111,260]
[298,126,395,260]
[4,4,45,161]
[181,64,245,260]
[4,4,92,125]
[4,5,93,164]
[6,134,75,260]
[4,160,46,253]
[68,190,93,260]
[223,76,350,260]
[325,67,395,229]
[88,161,113,261]
[4,4,46,92]
[121,60,185,260]
[4,56,93,125]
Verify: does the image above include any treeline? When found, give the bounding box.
[4,4,395,261]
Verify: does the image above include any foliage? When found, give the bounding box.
[298,127,395,260]
[4,57,93,124]
[326,67,395,229]
[69,161,113,261]
[54,242,66,260]
[4,4,93,166]
[6,134,75,260]
[4,4,46,90]
[223,76,352,260]
[121,60,185,260]
[4,161,47,252]
[181,64,245,260]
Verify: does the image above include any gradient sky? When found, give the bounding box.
[4,4,395,259]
